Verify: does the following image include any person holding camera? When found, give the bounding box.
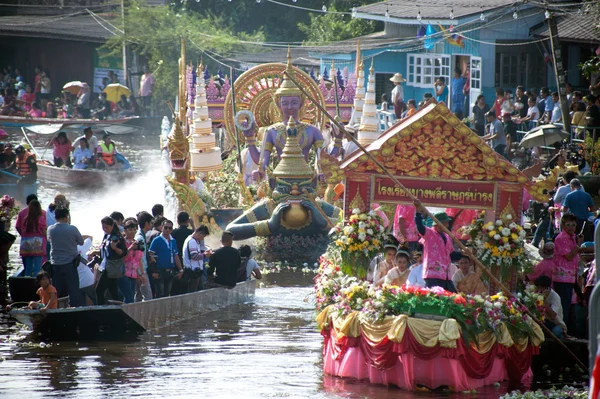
[149,219,183,298]
[182,225,209,292]
[135,211,154,301]
[553,213,584,327]
[94,217,127,305]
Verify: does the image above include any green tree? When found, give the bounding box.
[298,6,376,43]
[105,0,263,109]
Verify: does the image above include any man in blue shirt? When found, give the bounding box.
[562,179,595,241]
[149,219,183,298]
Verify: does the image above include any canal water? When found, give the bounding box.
[0,129,513,398]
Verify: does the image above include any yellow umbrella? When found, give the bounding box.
[62,81,84,95]
[102,83,131,103]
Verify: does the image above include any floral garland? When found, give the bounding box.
[501,386,588,399]
[328,208,387,278]
[465,213,531,280]
[314,257,546,341]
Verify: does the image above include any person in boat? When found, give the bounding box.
[385,249,411,287]
[72,137,92,170]
[76,84,91,119]
[128,95,142,117]
[452,255,486,295]
[94,216,128,304]
[373,244,398,287]
[0,88,19,116]
[1,143,15,170]
[21,84,35,112]
[17,199,47,277]
[116,94,133,117]
[414,201,462,292]
[406,246,425,288]
[73,127,98,166]
[93,92,111,120]
[29,102,43,118]
[13,145,37,185]
[526,242,555,282]
[47,207,84,307]
[28,271,57,310]
[535,275,568,339]
[149,219,184,298]
[122,218,144,304]
[44,102,57,119]
[96,133,117,169]
[135,211,154,301]
[239,244,262,282]
[46,193,69,229]
[182,225,209,292]
[206,231,238,289]
[50,131,72,168]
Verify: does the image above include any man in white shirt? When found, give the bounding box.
[535,275,567,338]
[390,73,406,119]
[405,248,425,288]
[73,127,98,164]
[182,226,208,292]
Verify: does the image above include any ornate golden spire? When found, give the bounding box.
[275,46,303,99]
[272,116,315,179]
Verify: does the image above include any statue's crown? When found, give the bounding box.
[275,47,303,99]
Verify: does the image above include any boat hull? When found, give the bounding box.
[37,163,143,187]
[10,280,256,340]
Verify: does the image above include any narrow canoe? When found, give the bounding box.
[0,115,139,129]
[9,280,256,340]
[36,163,144,187]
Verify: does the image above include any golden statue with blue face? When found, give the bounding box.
[226,116,341,240]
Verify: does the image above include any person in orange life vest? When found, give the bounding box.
[96,133,117,169]
[14,145,37,184]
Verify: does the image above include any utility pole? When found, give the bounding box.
[547,13,570,133]
[121,0,128,86]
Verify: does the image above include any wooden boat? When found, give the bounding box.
[8,266,38,303]
[9,280,256,340]
[0,115,140,129]
[36,161,144,187]
[0,170,38,203]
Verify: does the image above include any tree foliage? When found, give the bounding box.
[298,6,377,43]
[105,0,263,108]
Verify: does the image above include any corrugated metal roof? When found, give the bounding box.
[0,13,117,43]
[536,13,600,43]
[357,0,516,20]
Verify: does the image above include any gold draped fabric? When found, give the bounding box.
[316,305,544,354]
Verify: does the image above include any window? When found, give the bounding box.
[407,54,451,88]
[495,42,547,88]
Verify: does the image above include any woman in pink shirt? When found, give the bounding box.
[445,208,478,241]
[393,204,419,251]
[29,102,43,118]
[414,201,461,292]
[122,219,144,304]
[553,213,583,325]
[21,85,36,112]
[17,200,47,276]
[51,131,72,168]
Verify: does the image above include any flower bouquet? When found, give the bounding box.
[329,207,387,278]
[0,195,19,232]
[465,213,530,281]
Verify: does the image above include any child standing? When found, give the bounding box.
[29,271,57,310]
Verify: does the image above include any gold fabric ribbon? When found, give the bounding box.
[319,307,544,353]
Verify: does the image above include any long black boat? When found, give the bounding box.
[9,280,256,341]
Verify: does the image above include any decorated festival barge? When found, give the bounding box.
[158,40,578,392]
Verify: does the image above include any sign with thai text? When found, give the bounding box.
[372,176,496,209]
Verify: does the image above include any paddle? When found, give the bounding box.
[283,70,589,374]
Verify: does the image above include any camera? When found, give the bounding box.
[87,255,101,268]
[136,239,145,252]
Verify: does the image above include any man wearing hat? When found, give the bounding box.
[390,73,406,119]
[414,201,461,292]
